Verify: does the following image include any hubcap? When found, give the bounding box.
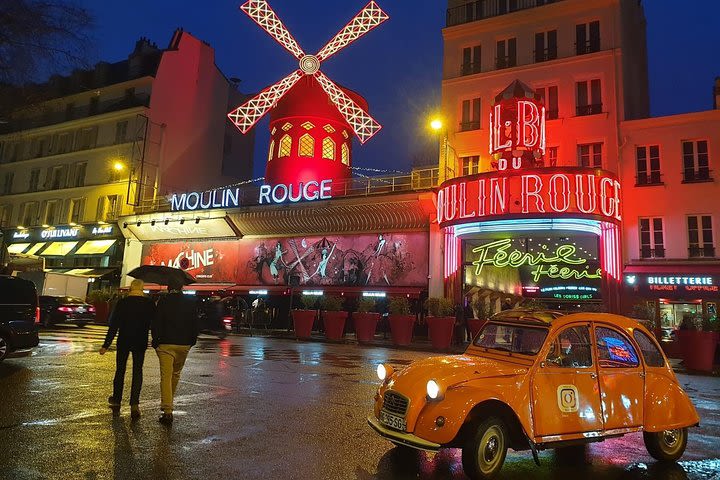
[662,429,680,448]
[0,337,7,357]
[478,426,503,473]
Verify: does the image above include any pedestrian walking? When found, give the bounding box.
[100,279,156,419]
[152,279,199,425]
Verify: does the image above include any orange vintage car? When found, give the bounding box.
[368,310,700,479]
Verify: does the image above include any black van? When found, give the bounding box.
[0,276,40,361]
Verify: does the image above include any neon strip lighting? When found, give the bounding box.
[302,290,324,296]
[362,291,386,298]
[183,290,197,295]
[250,290,269,295]
[452,218,603,238]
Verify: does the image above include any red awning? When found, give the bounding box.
[624,265,720,275]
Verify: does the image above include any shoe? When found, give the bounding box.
[108,396,121,408]
[158,413,173,425]
[130,405,141,419]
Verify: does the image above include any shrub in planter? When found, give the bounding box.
[425,297,455,350]
[388,296,414,346]
[354,298,380,343]
[87,289,113,324]
[291,295,318,339]
[321,296,347,340]
[677,314,719,372]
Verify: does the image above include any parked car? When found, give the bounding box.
[369,309,699,479]
[0,276,40,361]
[39,296,95,327]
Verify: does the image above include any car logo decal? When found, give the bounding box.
[557,384,579,413]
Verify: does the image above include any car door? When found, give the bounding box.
[531,323,604,438]
[594,325,644,432]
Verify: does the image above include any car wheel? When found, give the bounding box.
[462,417,508,480]
[644,429,687,462]
[0,334,9,362]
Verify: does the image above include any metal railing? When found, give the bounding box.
[689,246,716,258]
[459,121,481,132]
[576,104,603,116]
[534,47,557,63]
[576,40,601,56]
[460,62,482,76]
[495,55,516,69]
[682,169,712,183]
[446,0,563,27]
[640,247,665,259]
[636,172,663,186]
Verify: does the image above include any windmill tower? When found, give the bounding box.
[228,0,388,189]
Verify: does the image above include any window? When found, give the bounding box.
[639,217,665,258]
[76,127,98,150]
[536,86,558,119]
[97,195,121,222]
[43,200,60,225]
[461,45,481,75]
[21,202,39,226]
[547,147,558,167]
[74,162,86,187]
[633,330,665,367]
[49,166,67,190]
[267,140,275,162]
[299,134,314,157]
[460,98,481,131]
[278,135,292,158]
[341,143,350,165]
[534,30,557,62]
[2,172,14,194]
[69,198,85,223]
[475,323,548,355]
[31,136,48,158]
[115,121,128,144]
[124,87,135,100]
[682,140,710,182]
[576,79,602,115]
[636,146,661,185]
[322,137,335,160]
[65,102,75,121]
[89,96,99,115]
[496,38,516,69]
[0,204,12,226]
[688,215,714,258]
[578,143,602,168]
[29,169,40,192]
[596,327,639,368]
[545,326,593,368]
[576,20,600,55]
[461,156,480,176]
[57,132,73,154]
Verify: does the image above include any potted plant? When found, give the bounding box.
[467,297,491,341]
[388,296,414,346]
[354,297,380,343]
[425,297,456,351]
[87,289,112,324]
[321,295,347,341]
[677,313,719,372]
[291,295,317,339]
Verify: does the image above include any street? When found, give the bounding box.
[0,326,718,480]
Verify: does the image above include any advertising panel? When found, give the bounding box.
[141,232,429,287]
[127,218,236,241]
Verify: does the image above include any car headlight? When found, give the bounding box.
[426,379,442,400]
[376,363,394,382]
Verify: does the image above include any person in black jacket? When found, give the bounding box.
[100,279,156,419]
[151,279,199,425]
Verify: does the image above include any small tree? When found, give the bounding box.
[388,296,410,315]
[356,298,376,313]
[320,295,344,312]
[298,295,319,310]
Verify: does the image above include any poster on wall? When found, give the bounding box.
[141,232,429,287]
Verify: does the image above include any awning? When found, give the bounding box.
[41,241,78,256]
[75,239,116,255]
[26,243,46,255]
[51,268,116,278]
[7,243,30,254]
[624,265,720,275]
[141,283,235,292]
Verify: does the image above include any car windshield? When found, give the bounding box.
[474,322,549,356]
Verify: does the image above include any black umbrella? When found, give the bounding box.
[128,265,196,286]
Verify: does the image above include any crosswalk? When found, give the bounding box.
[39,324,111,345]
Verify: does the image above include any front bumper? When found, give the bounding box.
[367,416,441,452]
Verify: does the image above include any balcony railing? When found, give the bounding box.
[459,121,481,132]
[495,55,516,70]
[534,48,557,63]
[545,109,559,120]
[636,172,663,186]
[689,246,716,258]
[460,62,482,76]
[576,40,600,55]
[576,103,603,116]
[447,0,563,27]
[640,247,665,259]
[682,169,712,183]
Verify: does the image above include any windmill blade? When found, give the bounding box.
[240,0,305,60]
[228,70,304,133]
[315,1,389,62]
[314,71,382,144]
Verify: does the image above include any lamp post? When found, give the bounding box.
[430,117,456,182]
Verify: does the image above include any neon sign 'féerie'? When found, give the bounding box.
[471,238,602,282]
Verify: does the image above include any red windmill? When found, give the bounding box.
[228,0,389,189]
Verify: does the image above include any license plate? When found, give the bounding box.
[379,410,406,431]
[76,307,86,313]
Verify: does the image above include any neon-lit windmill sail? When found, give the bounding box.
[227,0,388,143]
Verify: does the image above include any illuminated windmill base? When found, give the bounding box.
[265,76,367,189]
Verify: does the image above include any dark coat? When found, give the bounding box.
[102,296,157,351]
[151,292,199,347]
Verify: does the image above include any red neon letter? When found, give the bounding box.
[575,174,597,214]
[549,174,570,212]
[521,175,545,213]
[489,178,507,215]
[517,100,540,149]
[459,181,476,219]
[600,177,616,218]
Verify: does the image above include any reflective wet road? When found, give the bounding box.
[0,325,718,480]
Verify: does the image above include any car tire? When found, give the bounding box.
[644,428,688,462]
[462,417,508,480]
[0,333,9,362]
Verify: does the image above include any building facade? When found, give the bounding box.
[0,30,254,288]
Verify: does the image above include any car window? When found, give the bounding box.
[0,278,37,306]
[475,323,548,355]
[595,327,640,368]
[633,330,665,367]
[545,326,593,368]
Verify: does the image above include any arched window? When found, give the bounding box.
[299,134,314,157]
[279,135,292,158]
[322,137,335,160]
[268,140,275,162]
[341,143,350,165]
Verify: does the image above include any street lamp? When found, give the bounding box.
[429,117,456,181]
[113,161,125,172]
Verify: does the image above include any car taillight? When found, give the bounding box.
[58,306,73,313]
[35,307,40,324]
[88,306,96,313]
[222,316,233,324]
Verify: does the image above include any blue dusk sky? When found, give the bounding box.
[77,0,719,178]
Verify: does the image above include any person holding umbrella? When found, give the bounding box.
[100,279,156,419]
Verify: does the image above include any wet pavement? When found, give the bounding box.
[0,325,718,480]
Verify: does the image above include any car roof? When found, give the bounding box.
[491,309,646,332]
[490,309,567,325]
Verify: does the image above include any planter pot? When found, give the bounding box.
[354,312,380,343]
[677,330,719,372]
[467,318,487,341]
[92,301,110,324]
[389,314,415,346]
[427,316,455,351]
[291,310,316,339]
[323,311,348,341]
